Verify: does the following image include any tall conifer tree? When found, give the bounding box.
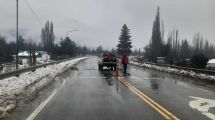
[117,24,132,56]
[150,7,162,62]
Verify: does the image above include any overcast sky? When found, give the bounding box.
[0,0,215,50]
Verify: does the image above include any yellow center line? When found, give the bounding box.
[110,71,180,120]
[122,79,173,116]
[121,78,179,120]
[119,77,171,120]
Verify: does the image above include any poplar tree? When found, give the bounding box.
[150,7,163,62]
[41,21,55,54]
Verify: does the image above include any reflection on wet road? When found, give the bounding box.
[7,57,215,120]
[124,64,215,120]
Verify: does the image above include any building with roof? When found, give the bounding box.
[18,51,50,65]
[206,59,215,69]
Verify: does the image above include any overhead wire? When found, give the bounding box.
[23,0,44,26]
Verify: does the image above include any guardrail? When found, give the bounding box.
[132,61,215,76]
[0,57,76,80]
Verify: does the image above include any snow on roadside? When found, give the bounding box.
[0,57,88,118]
[130,61,215,81]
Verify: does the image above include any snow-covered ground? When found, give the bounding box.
[0,60,52,74]
[0,57,88,118]
[130,61,215,81]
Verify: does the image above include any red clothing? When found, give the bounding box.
[122,55,129,64]
[107,52,112,61]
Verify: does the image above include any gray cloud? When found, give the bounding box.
[0,0,214,49]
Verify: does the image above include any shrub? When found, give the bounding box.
[191,54,209,69]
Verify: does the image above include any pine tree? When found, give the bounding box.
[96,45,103,54]
[117,24,132,56]
[60,37,77,56]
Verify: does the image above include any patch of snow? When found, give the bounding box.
[0,57,88,117]
[130,61,215,82]
[208,59,215,64]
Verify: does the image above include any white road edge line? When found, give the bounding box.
[25,90,57,120]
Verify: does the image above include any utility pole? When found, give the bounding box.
[16,0,19,69]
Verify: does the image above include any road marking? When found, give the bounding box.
[120,77,171,120]
[111,72,180,120]
[189,96,215,120]
[130,76,164,80]
[26,90,57,120]
[77,77,115,79]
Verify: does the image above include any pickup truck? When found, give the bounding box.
[98,52,117,71]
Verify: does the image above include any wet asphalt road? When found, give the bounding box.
[8,57,215,120]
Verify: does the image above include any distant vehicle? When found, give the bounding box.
[206,59,215,70]
[98,52,117,71]
[157,57,165,64]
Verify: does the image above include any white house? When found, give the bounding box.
[18,51,29,64]
[206,59,215,69]
[18,51,50,64]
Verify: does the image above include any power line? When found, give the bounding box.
[24,0,44,26]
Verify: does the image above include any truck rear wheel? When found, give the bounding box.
[98,65,102,71]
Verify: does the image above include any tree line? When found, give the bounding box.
[40,21,109,59]
[0,20,134,65]
[0,35,41,63]
[0,21,104,63]
[144,7,215,68]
